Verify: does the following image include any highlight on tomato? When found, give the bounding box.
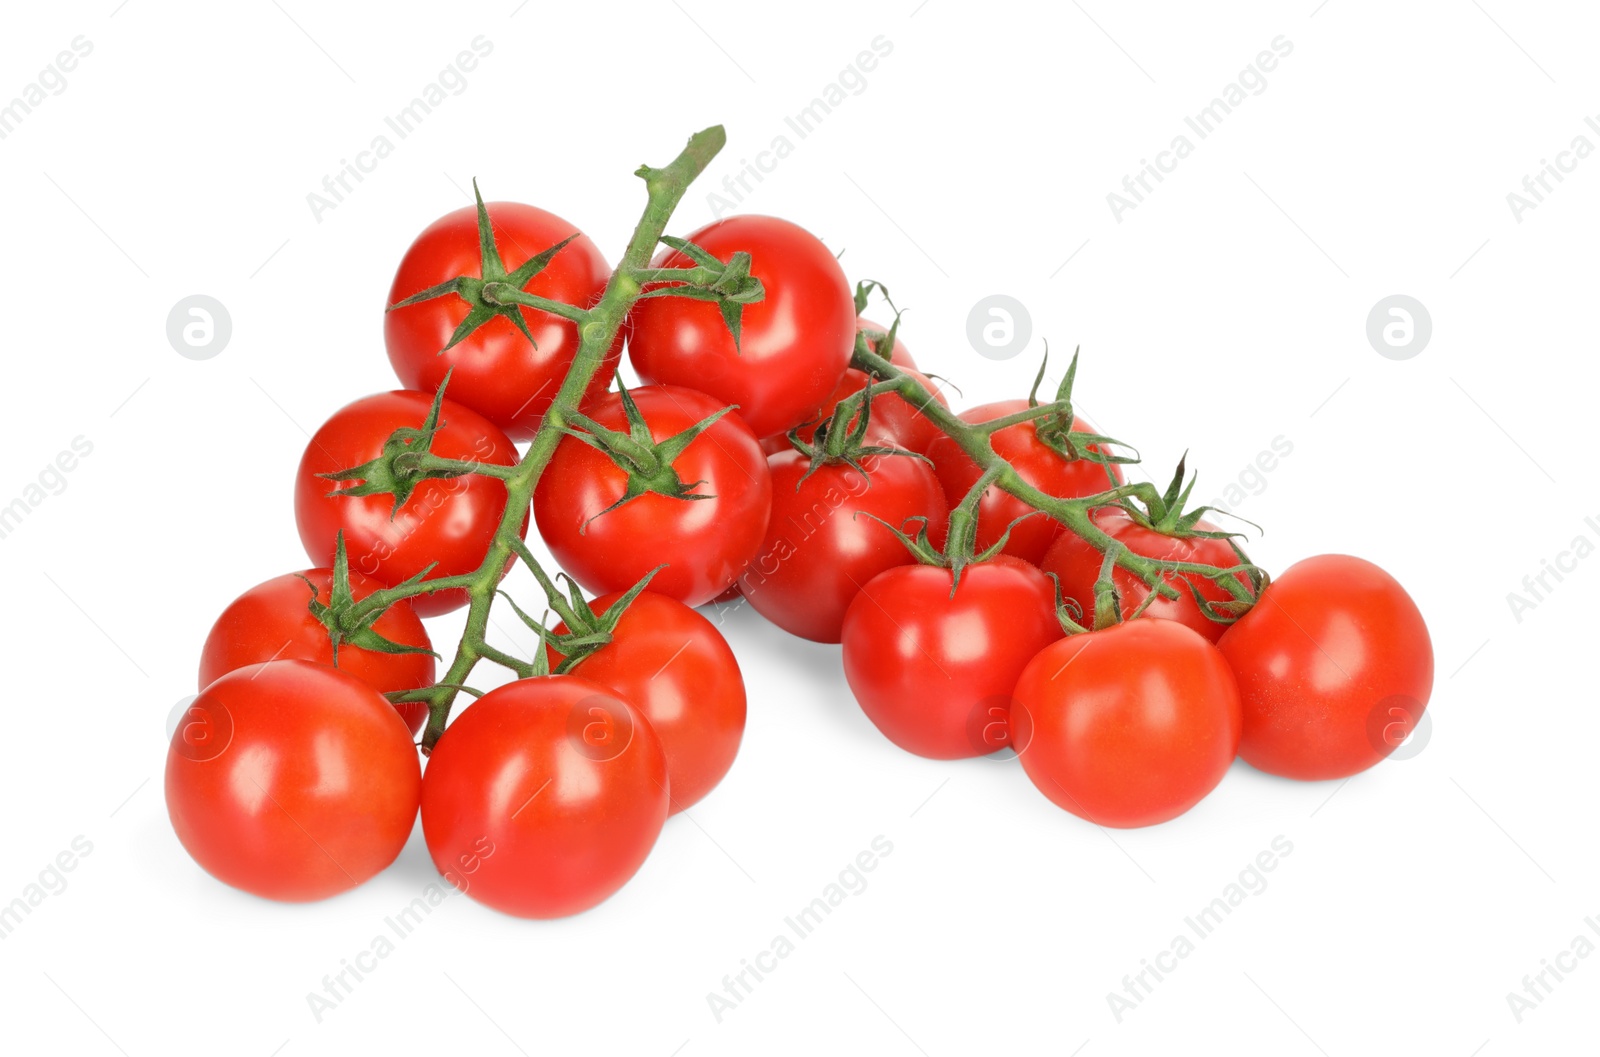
[842,556,1063,759]
[165,660,422,902]
[419,675,669,919]
[1012,619,1242,828]
[1218,554,1433,781]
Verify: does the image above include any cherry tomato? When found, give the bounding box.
[551,591,745,812]
[743,451,949,643]
[1040,508,1251,644]
[386,202,620,439]
[534,385,772,607]
[1012,621,1242,828]
[198,568,434,734]
[926,401,1121,564]
[165,660,421,902]
[420,675,669,919]
[1218,554,1433,781]
[627,215,855,438]
[841,558,1063,759]
[295,390,523,617]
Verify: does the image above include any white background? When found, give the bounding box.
[0,1,1593,1053]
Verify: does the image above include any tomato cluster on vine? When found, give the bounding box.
[165,127,1434,921]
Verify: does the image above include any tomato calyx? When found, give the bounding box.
[863,463,1041,594]
[512,565,666,674]
[784,363,930,485]
[1124,453,1239,538]
[559,382,737,528]
[319,375,510,516]
[303,533,442,665]
[631,235,766,352]
[1109,455,1270,622]
[1015,348,1136,475]
[386,179,588,354]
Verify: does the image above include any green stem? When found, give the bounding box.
[478,282,593,324]
[347,126,729,753]
[850,341,1255,607]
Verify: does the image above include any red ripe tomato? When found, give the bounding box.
[1218,554,1433,781]
[841,558,1063,759]
[295,390,523,617]
[534,385,772,607]
[1040,508,1250,644]
[550,591,745,812]
[386,202,620,439]
[926,401,1121,565]
[858,317,917,369]
[165,660,421,901]
[198,569,434,734]
[743,451,950,643]
[627,215,855,438]
[1012,621,1242,828]
[419,675,669,919]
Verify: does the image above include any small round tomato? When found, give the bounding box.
[743,451,949,643]
[1218,554,1433,781]
[198,568,434,734]
[295,390,524,617]
[420,675,669,919]
[551,591,745,812]
[841,558,1063,759]
[926,401,1121,564]
[165,660,421,902]
[386,202,620,439]
[627,215,855,438]
[534,385,772,607]
[1040,508,1252,644]
[1012,621,1242,828]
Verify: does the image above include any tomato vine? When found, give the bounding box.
[329,124,1263,753]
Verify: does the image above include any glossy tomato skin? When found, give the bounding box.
[198,568,434,734]
[551,591,745,812]
[841,558,1063,759]
[1012,621,1242,828]
[165,660,422,902]
[1041,509,1250,644]
[386,202,621,440]
[534,385,772,607]
[627,216,855,438]
[926,401,1121,565]
[420,675,669,919]
[1218,554,1433,781]
[294,390,524,617]
[744,451,950,643]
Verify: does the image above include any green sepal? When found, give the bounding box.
[384,178,580,355]
[319,374,466,517]
[303,533,441,666]
[560,381,734,529]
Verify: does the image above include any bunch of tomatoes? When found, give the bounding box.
[166,128,1433,921]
